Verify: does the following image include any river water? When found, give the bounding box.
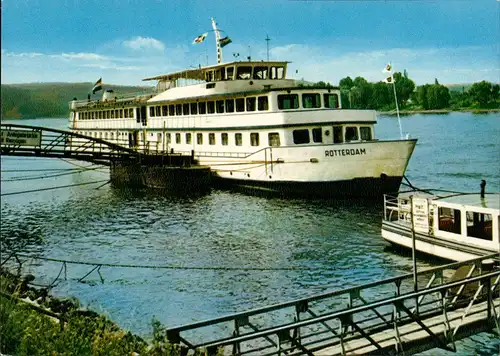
[1,113,499,354]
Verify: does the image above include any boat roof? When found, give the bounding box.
[142,61,290,82]
[435,193,500,210]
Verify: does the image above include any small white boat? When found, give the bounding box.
[382,189,500,261]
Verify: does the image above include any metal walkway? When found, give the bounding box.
[166,254,500,355]
[0,123,192,166]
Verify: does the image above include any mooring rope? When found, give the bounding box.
[0,179,110,196]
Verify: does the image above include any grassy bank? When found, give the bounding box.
[0,268,212,355]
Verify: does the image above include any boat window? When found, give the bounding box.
[293,129,310,144]
[216,100,225,113]
[236,66,252,79]
[345,127,359,142]
[156,106,161,116]
[198,102,206,115]
[167,133,171,143]
[235,98,245,112]
[333,126,343,143]
[312,128,322,143]
[176,133,181,144]
[324,93,339,108]
[466,211,493,241]
[253,66,268,79]
[91,112,95,120]
[215,68,224,81]
[162,105,168,116]
[438,207,461,234]
[302,93,321,109]
[226,99,235,113]
[221,133,228,146]
[183,103,190,115]
[246,97,256,112]
[129,108,134,118]
[270,66,284,79]
[360,127,372,141]
[207,101,215,114]
[115,109,119,118]
[169,105,175,116]
[209,133,216,145]
[185,133,191,144]
[197,133,203,145]
[278,94,299,110]
[190,103,198,115]
[110,111,114,119]
[235,133,242,146]
[205,70,214,82]
[176,104,182,116]
[225,66,234,80]
[250,133,260,146]
[104,132,108,139]
[99,111,103,119]
[124,109,128,118]
[268,132,281,147]
[258,96,269,111]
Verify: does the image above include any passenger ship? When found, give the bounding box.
[68,19,417,198]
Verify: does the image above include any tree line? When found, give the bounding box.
[315,74,499,111]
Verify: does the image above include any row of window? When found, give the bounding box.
[79,108,134,120]
[205,65,285,82]
[77,92,341,121]
[163,132,280,147]
[438,207,493,241]
[149,96,269,117]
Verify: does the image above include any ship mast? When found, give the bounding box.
[211,17,222,64]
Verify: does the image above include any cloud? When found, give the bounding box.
[123,36,165,52]
[59,52,109,61]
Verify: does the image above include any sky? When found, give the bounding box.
[2,0,499,86]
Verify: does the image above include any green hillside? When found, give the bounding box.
[1,83,154,119]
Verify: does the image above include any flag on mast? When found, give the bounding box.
[384,75,394,84]
[219,36,232,48]
[92,78,102,94]
[192,32,208,44]
[383,63,392,73]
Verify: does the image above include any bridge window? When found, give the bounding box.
[162,105,168,116]
[197,133,203,145]
[268,132,280,147]
[186,133,192,144]
[324,93,340,108]
[176,133,181,144]
[216,100,225,113]
[250,133,260,146]
[258,96,269,111]
[235,133,242,146]
[176,104,182,116]
[198,102,206,115]
[360,127,372,141]
[226,99,235,113]
[235,98,245,112]
[190,103,198,115]
[236,66,252,79]
[209,133,216,145]
[246,97,256,112]
[169,105,175,116]
[207,101,215,114]
[129,109,134,118]
[345,127,358,142]
[438,207,461,234]
[124,109,128,118]
[270,66,284,79]
[278,94,299,110]
[221,133,228,146]
[225,66,234,80]
[293,129,310,144]
[312,128,322,143]
[466,211,492,241]
[302,94,321,108]
[183,103,190,115]
[253,66,268,79]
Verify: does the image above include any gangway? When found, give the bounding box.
[0,123,193,166]
[166,254,500,355]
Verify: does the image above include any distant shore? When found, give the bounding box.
[377,108,500,115]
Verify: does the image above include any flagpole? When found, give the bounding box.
[391,78,403,139]
[211,17,222,64]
